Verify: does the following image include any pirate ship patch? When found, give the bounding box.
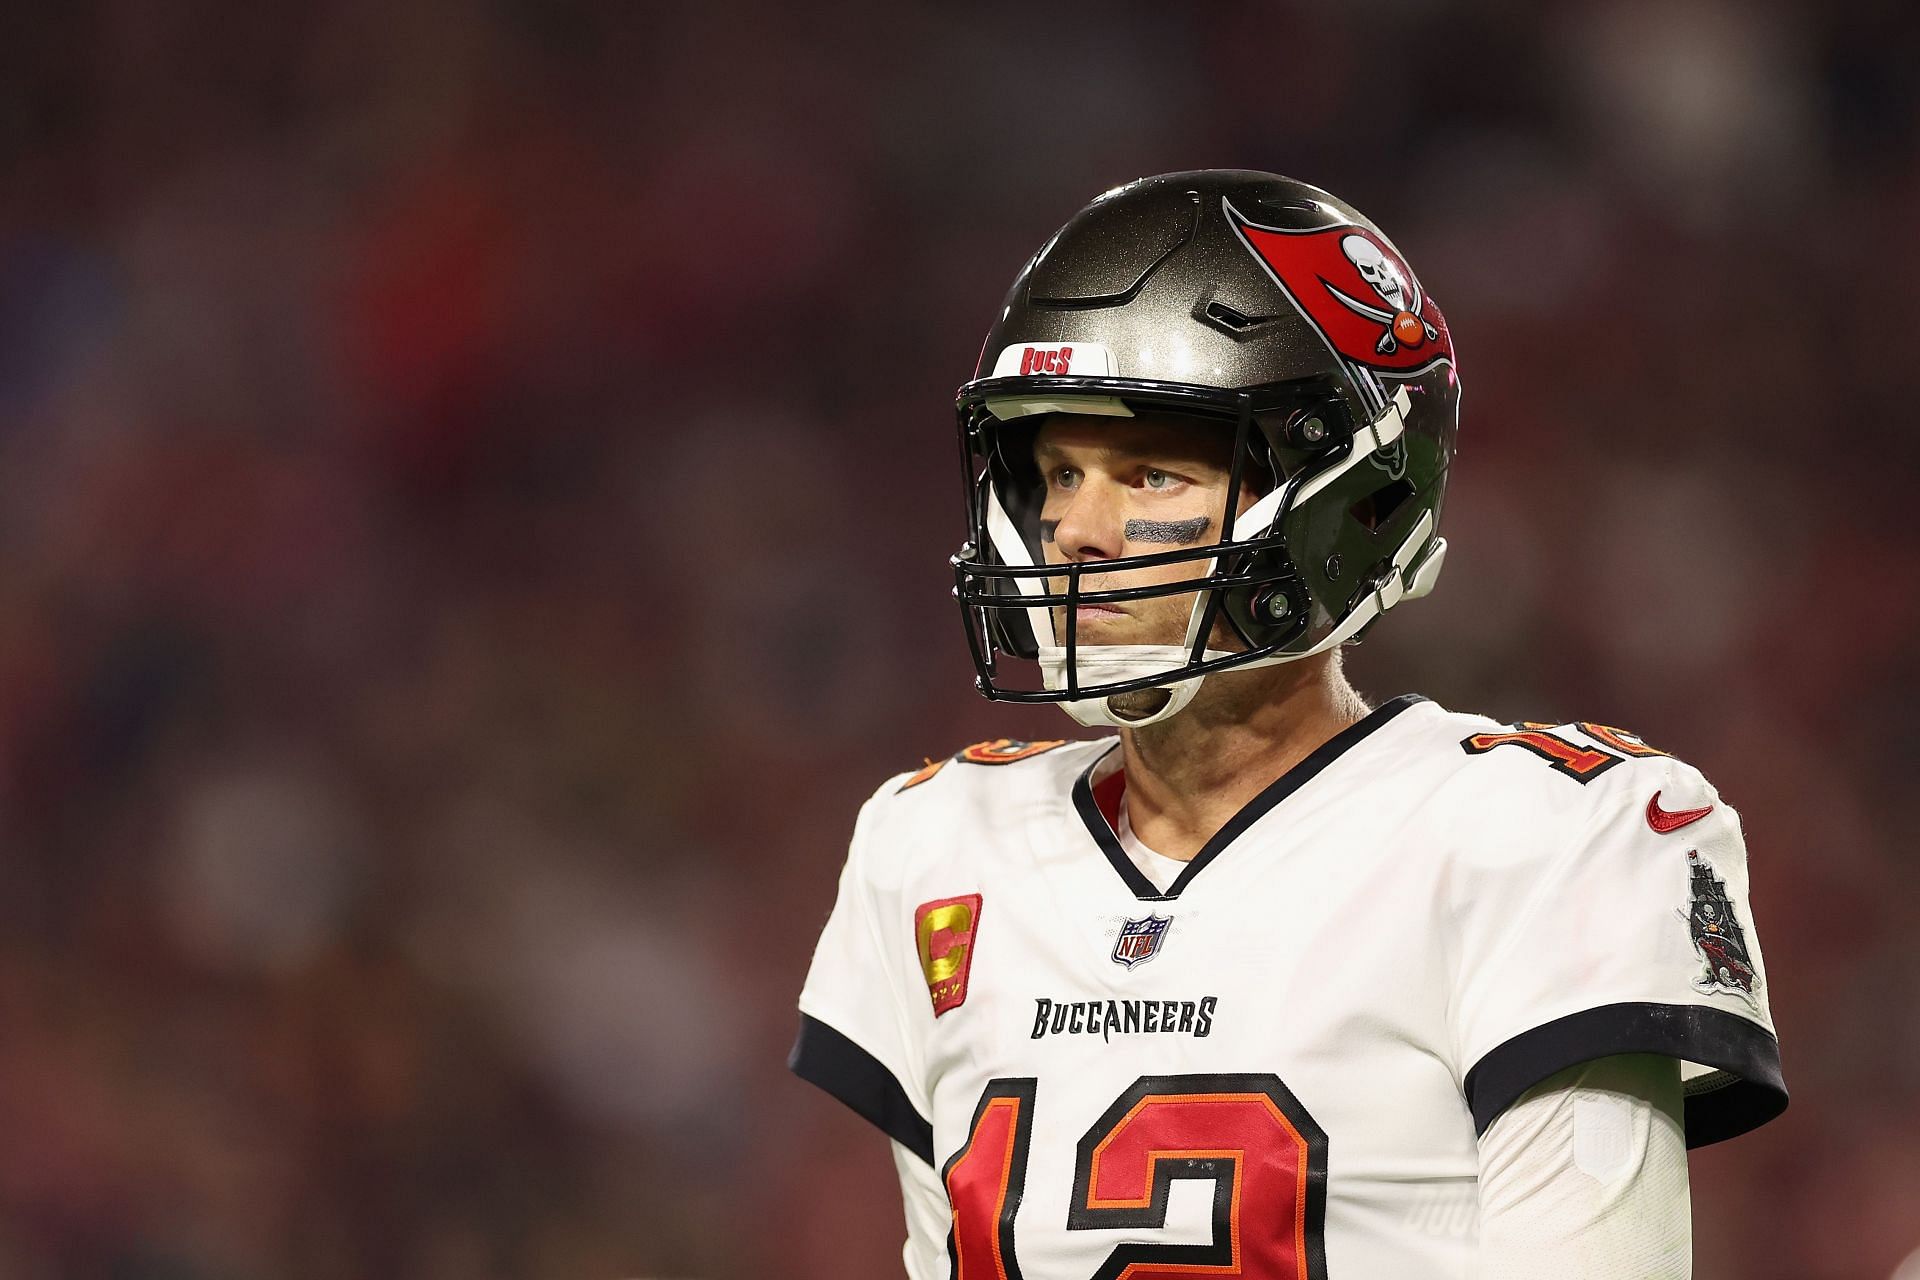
[1682,850,1758,998]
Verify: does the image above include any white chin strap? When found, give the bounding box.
[989,385,1446,730]
[1037,644,1236,728]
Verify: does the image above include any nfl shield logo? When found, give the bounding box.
[1111,914,1172,969]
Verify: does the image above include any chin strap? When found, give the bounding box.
[1037,644,1236,728]
[1034,512,1445,728]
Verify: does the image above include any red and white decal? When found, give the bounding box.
[1228,205,1452,373]
[990,341,1117,378]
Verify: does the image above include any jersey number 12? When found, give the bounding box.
[944,1073,1329,1280]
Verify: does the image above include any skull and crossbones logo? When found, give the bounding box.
[1327,233,1441,356]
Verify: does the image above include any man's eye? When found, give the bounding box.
[1144,469,1175,489]
[1052,467,1080,489]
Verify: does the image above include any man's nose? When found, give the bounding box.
[1052,479,1127,563]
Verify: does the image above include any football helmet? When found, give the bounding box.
[952,171,1460,728]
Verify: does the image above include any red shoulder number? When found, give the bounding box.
[1459,720,1668,784]
[898,738,1069,792]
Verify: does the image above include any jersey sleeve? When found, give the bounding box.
[1450,755,1787,1149]
[790,780,937,1165]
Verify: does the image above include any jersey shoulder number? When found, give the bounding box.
[897,737,1072,792]
[1458,718,1668,784]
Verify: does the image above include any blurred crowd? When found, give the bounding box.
[0,1,1915,1276]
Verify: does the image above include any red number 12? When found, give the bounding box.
[945,1073,1328,1280]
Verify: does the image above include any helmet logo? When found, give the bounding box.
[1020,344,1074,375]
[1337,234,1440,356]
[1367,437,1409,480]
[1227,203,1452,374]
[989,341,1117,378]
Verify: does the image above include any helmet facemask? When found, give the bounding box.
[953,374,1437,729]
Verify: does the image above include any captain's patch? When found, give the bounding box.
[915,894,982,1016]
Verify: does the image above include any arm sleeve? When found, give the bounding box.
[893,1138,951,1280]
[1451,757,1786,1147]
[1476,1053,1690,1279]
[790,784,937,1164]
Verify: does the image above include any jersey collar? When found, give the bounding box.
[1070,693,1430,901]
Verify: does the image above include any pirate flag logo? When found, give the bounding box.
[1227,203,1453,373]
[1333,234,1441,356]
[1681,850,1758,997]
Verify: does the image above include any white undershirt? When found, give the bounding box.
[1475,1053,1690,1277]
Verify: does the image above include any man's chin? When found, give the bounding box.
[1103,688,1175,721]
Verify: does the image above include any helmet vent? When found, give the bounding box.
[1198,298,1281,338]
[1349,478,1417,532]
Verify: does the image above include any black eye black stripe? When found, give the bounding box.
[1037,516,1211,546]
[1125,517,1211,543]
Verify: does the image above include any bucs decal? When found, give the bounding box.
[1227,202,1452,373]
[1680,851,1758,998]
[1111,913,1172,969]
[915,893,983,1016]
[987,339,1117,379]
[1019,344,1075,375]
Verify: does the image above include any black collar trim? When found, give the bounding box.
[1070,693,1429,901]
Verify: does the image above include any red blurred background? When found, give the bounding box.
[0,2,1915,1277]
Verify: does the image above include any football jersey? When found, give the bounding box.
[791,695,1786,1279]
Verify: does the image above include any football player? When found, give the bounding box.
[791,171,1785,1278]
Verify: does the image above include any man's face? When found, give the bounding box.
[1033,413,1263,649]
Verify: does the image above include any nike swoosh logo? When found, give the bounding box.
[1646,791,1713,834]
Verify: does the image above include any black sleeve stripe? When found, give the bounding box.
[1463,1001,1788,1149]
[789,1013,935,1166]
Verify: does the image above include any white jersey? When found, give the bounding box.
[792,695,1786,1279]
